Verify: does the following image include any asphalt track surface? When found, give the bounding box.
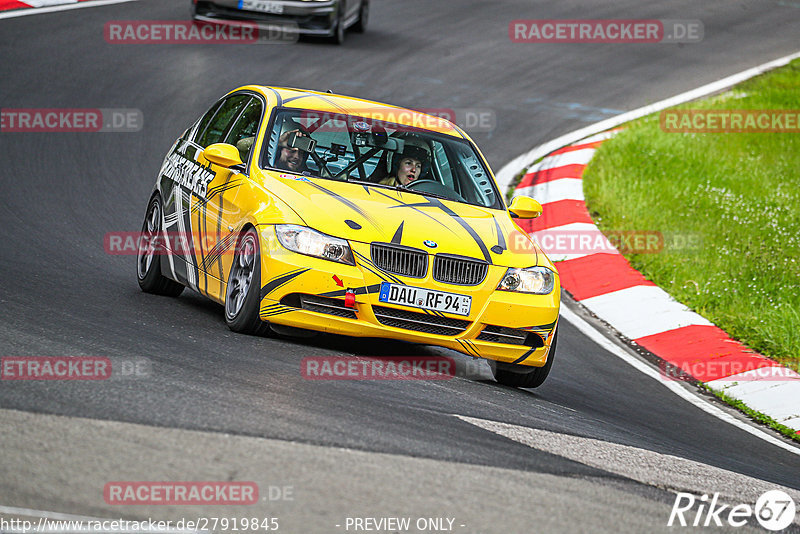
[1,0,800,532]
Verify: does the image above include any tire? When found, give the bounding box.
[137,195,185,297]
[352,0,368,33]
[328,3,345,44]
[493,328,558,388]
[225,227,270,336]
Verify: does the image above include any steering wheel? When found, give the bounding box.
[405,178,438,188]
[405,179,466,202]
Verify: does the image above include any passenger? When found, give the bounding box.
[275,129,311,172]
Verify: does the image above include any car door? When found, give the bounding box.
[158,93,251,299]
[198,95,265,302]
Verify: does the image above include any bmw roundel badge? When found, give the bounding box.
[423,240,438,249]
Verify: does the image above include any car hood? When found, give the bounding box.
[263,173,545,268]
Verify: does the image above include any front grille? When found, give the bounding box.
[372,305,469,336]
[196,2,321,26]
[281,294,357,319]
[477,325,544,347]
[371,243,428,278]
[433,254,488,286]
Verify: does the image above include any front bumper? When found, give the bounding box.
[193,0,338,35]
[256,226,560,367]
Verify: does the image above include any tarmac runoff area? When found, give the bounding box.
[2,407,797,533]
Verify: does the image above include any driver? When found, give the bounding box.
[276,129,311,172]
[380,135,431,187]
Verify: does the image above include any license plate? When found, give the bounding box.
[378,282,471,317]
[239,0,284,14]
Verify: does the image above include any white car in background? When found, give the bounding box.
[191,0,368,44]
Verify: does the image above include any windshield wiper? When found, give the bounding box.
[327,177,454,202]
[395,184,452,201]
[345,178,383,187]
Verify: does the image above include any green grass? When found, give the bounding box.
[582,59,800,370]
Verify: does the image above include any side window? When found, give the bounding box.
[189,101,222,144]
[264,111,303,170]
[451,143,497,207]
[224,98,263,164]
[432,141,454,189]
[196,94,251,148]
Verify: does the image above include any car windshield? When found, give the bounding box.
[261,108,502,209]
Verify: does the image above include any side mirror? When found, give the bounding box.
[202,143,244,168]
[508,196,543,219]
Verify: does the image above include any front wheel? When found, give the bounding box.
[137,194,185,297]
[225,228,270,336]
[492,329,558,388]
[328,3,345,44]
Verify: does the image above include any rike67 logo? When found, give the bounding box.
[668,490,796,531]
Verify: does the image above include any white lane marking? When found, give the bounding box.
[0,0,136,20]
[557,305,800,457]
[515,177,584,203]
[0,505,199,533]
[573,130,620,144]
[579,285,713,338]
[522,147,596,175]
[23,0,76,7]
[496,49,800,192]
[455,414,800,510]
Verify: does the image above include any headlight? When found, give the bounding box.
[497,266,555,295]
[274,224,354,265]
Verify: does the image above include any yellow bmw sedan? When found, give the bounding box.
[136,86,560,387]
